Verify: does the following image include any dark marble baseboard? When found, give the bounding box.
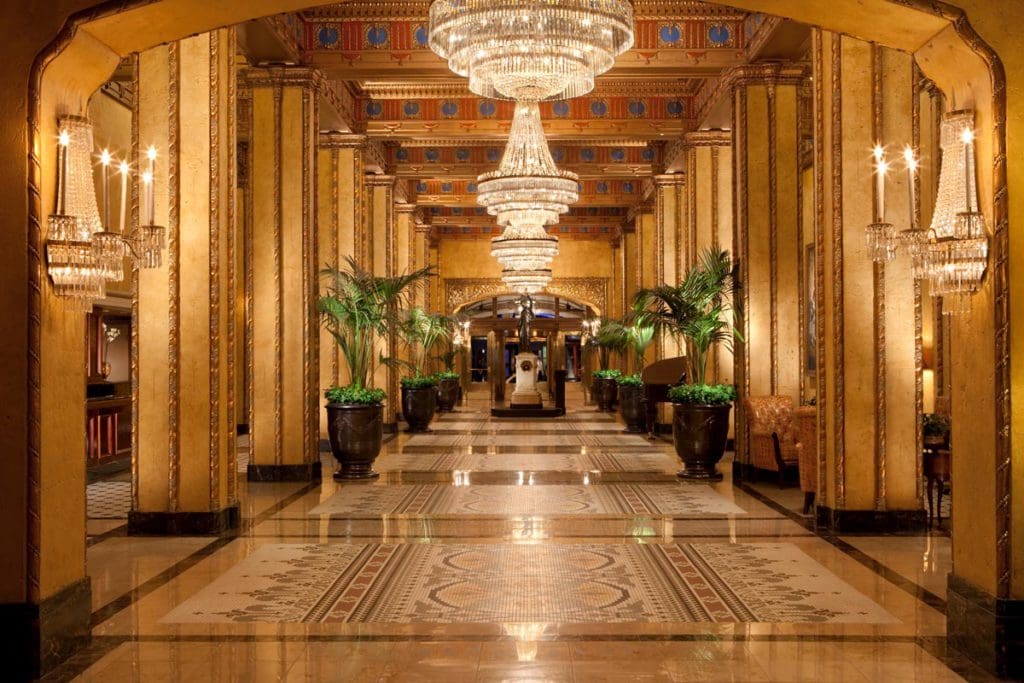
[815,505,927,534]
[2,576,91,680]
[128,504,240,536]
[247,461,322,482]
[947,573,1023,679]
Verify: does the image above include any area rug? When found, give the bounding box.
[307,484,747,516]
[161,543,895,624]
[86,481,132,519]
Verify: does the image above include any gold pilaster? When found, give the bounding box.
[134,29,237,521]
[242,65,320,475]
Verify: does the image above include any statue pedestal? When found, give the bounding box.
[510,352,543,408]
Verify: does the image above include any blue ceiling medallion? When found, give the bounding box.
[487,147,501,162]
[456,148,471,161]
[366,26,389,47]
[580,148,596,162]
[403,101,421,117]
[467,183,478,193]
[590,100,608,117]
[659,24,682,44]
[317,26,339,48]
[708,24,731,46]
[597,181,609,194]
[642,147,655,161]
[611,148,626,162]
[441,182,453,193]
[666,100,685,116]
[365,101,383,118]
[395,148,409,161]
[414,25,429,47]
[628,100,647,117]
[440,101,459,117]
[552,148,566,162]
[416,182,428,193]
[552,101,570,117]
[479,101,497,117]
[623,181,635,193]
[424,148,440,162]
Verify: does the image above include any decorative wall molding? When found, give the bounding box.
[445,278,609,316]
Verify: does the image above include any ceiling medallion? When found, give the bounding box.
[428,0,635,102]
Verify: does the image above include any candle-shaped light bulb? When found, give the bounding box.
[143,170,154,226]
[147,146,157,163]
[961,126,974,214]
[961,128,975,145]
[100,149,112,229]
[874,146,888,223]
[118,160,129,234]
[904,146,918,229]
[57,130,70,214]
[145,146,157,226]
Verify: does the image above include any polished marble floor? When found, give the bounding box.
[61,385,989,682]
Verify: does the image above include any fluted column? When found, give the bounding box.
[412,215,430,311]
[132,29,239,533]
[316,133,367,439]
[365,174,399,427]
[683,132,734,384]
[624,201,657,372]
[813,32,922,529]
[241,66,320,481]
[654,174,686,361]
[732,64,807,472]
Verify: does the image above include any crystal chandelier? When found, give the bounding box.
[477,102,579,230]
[921,111,990,315]
[46,118,105,308]
[428,0,635,101]
[491,223,559,271]
[502,268,552,294]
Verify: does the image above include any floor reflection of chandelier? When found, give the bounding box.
[428,0,634,101]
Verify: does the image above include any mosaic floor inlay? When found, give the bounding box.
[87,480,131,519]
[308,484,747,516]
[162,542,895,625]
[374,450,677,473]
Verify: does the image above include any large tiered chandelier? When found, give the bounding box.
[428,0,634,102]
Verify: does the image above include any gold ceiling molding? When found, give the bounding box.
[684,130,732,146]
[300,1,745,22]
[318,132,367,149]
[239,65,358,133]
[357,78,702,101]
[654,173,687,187]
[446,278,609,316]
[692,61,809,129]
[744,15,784,60]
[396,138,654,149]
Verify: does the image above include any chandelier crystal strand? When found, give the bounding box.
[502,268,553,294]
[491,224,560,271]
[429,0,634,101]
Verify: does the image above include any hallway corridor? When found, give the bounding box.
[67,389,985,681]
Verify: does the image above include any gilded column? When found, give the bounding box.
[683,132,734,384]
[654,174,686,361]
[365,175,400,427]
[731,64,806,472]
[132,29,239,533]
[241,66,320,481]
[813,31,922,529]
[316,133,366,439]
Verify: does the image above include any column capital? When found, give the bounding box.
[394,202,417,215]
[365,173,397,188]
[318,132,367,149]
[683,130,732,147]
[726,62,809,89]
[239,64,326,91]
[654,173,687,187]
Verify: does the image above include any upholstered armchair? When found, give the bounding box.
[793,406,817,514]
[743,395,799,486]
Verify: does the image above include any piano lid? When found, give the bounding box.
[641,356,687,386]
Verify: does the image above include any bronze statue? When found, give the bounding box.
[517,295,534,349]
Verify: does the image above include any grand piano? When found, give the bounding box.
[640,356,687,438]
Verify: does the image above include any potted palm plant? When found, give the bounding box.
[617,318,654,433]
[397,307,451,432]
[636,249,741,481]
[592,319,628,411]
[435,347,461,412]
[319,257,431,479]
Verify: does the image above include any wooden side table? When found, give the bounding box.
[923,435,951,526]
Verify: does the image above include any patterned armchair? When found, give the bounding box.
[743,395,799,486]
[793,406,817,514]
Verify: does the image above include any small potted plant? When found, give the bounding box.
[592,319,628,411]
[636,249,742,481]
[435,348,461,412]
[923,413,951,448]
[616,318,654,432]
[319,257,431,479]
[397,307,451,432]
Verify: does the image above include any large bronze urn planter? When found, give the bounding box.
[326,403,383,480]
[436,377,460,412]
[402,385,437,432]
[596,378,618,412]
[591,376,606,408]
[618,384,647,433]
[672,403,732,481]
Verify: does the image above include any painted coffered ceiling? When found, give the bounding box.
[251,1,790,240]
